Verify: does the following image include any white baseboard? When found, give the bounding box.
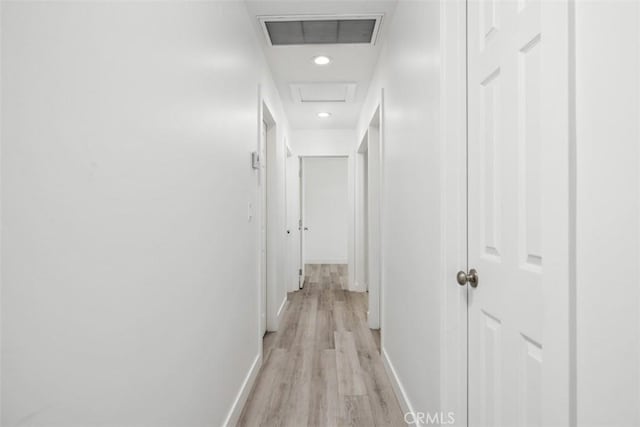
[223,353,261,427]
[352,280,367,292]
[382,347,414,418]
[276,297,288,324]
[304,259,348,265]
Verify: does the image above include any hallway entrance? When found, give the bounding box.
[238,264,403,426]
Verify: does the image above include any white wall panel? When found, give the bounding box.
[0,2,290,425]
[575,2,640,426]
[357,0,443,416]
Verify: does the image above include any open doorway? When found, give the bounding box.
[357,104,382,333]
[299,156,350,288]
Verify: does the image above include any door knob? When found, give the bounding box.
[456,269,479,288]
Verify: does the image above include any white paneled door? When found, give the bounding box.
[466,1,566,426]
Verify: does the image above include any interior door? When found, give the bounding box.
[467,1,544,425]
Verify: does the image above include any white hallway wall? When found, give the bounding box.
[357,0,443,417]
[303,157,349,264]
[358,1,640,426]
[575,2,640,425]
[1,2,290,425]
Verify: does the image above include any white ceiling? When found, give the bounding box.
[245,1,398,130]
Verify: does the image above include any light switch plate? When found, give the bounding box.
[251,152,260,170]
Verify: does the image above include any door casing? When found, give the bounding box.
[356,103,383,331]
[258,99,279,336]
[299,155,350,277]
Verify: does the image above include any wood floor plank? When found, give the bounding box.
[338,264,348,276]
[315,310,335,350]
[343,294,363,333]
[320,274,331,290]
[335,330,367,396]
[263,331,277,357]
[295,292,318,346]
[318,284,334,311]
[273,291,318,425]
[237,348,288,427]
[359,353,406,426]
[321,264,330,277]
[281,346,314,427]
[334,301,348,332]
[259,345,311,426]
[276,292,304,350]
[308,349,339,427]
[372,329,381,353]
[239,263,404,427]
[338,395,376,427]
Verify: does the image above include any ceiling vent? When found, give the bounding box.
[259,14,383,46]
[289,83,357,103]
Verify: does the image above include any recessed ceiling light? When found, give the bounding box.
[313,55,332,66]
[317,112,331,118]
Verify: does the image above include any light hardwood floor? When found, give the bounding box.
[238,264,405,427]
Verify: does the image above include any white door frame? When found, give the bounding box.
[300,155,351,287]
[538,3,573,424]
[298,156,305,288]
[258,99,278,336]
[357,100,383,331]
[439,1,468,424]
[259,118,268,336]
[284,142,299,292]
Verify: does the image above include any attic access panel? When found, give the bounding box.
[260,15,384,46]
[289,83,357,103]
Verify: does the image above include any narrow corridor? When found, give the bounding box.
[238,265,404,426]
[5,2,640,426]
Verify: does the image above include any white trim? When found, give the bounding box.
[364,100,383,331]
[299,154,354,291]
[276,296,288,321]
[304,259,348,265]
[260,99,280,333]
[257,86,266,341]
[222,353,262,427]
[382,348,413,417]
[378,89,385,339]
[352,280,367,293]
[299,156,305,289]
[438,1,468,425]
